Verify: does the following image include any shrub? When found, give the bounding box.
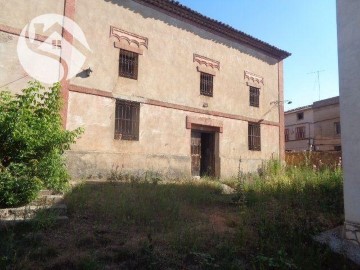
[0,81,82,207]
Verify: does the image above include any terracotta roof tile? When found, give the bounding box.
[132,0,291,60]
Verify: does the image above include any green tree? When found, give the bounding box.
[0,81,83,207]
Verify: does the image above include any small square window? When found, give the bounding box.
[248,123,261,151]
[119,49,138,80]
[297,112,304,120]
[114,99,140,141]
[249,86,260,107]
[200,72,213,97]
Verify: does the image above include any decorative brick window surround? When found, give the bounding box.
[344,221,360,246]
[110,26,148,79]
[248,123,261,151]
[193,54,219,97]
[114,99,140,141]
[244,71,263,108]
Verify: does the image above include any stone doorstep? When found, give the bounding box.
[0,204,67,220]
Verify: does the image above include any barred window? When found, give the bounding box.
[285,128,289,142]
[115,99,140,141]
[295,126,306,140]
[248,123,261,151]
[249,86,260,107]
[200,72,213,97]
[119,49,138,79]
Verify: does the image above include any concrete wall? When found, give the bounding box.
[337,0,360,244]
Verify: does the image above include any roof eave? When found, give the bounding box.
[132,0,291,61]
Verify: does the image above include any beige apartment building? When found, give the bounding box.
[0,0,290,178]
[285,96,341,152]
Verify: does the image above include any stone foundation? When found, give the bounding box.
[343,221,360,246]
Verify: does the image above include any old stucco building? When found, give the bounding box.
[337,0,360,246]
[285,96,341,152]
[0,0,290,178]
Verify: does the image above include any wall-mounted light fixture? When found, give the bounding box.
[270,100,292,106]
[84,67,93,77]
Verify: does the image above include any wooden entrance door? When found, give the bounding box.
[191,131,201,176]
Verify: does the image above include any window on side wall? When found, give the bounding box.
[335,122,341,135]
[249,86,260,107]
[297,112,304,120]
[114,99,140,141]
[119,49,139,80]
[248,123,261,151]
[200,72,214,97]
[285,128,289,142]
[295,126,306,140]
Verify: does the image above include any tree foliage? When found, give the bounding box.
[0,81,83,207]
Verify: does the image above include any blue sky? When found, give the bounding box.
[177,0,338,111]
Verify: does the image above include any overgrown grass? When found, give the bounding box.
[0,164,357,269]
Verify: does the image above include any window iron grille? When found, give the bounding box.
[249,86,260,107]
[200,72,213,97]
[248,123,261,151]
[119,49,138,79]
[114,99,140,140]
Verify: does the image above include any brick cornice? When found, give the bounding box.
[131,0,290,60]
[68,84,279,127]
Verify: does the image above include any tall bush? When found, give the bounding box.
[0,81,83,207]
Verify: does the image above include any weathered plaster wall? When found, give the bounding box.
[0,0,64,91]
[0,0,64,31]
[63,0,283,178]
[0,0,284,179]
[70,0,280,122]
[337,0,360,244]
[66,90,280,178]
[313,104,341,151]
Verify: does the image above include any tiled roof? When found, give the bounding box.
[285,105,313,114]
[132,0,291,60]
[313,96,339,109]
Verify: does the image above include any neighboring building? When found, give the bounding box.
[285,105,314,151]
[313,97,341,151]
[0,0,290,178]
[337,0,360,246]
[285,96,341,152]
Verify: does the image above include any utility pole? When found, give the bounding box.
[308,70,325,100]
